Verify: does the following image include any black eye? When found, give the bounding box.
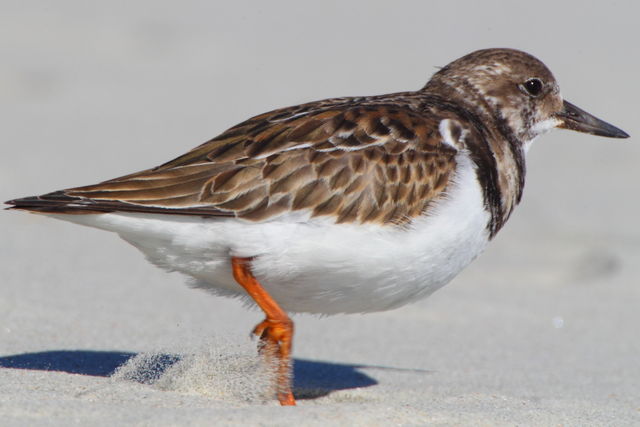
[523,78,543,96]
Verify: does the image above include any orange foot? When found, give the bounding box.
[231,256,296,406]
[254,317,295,405]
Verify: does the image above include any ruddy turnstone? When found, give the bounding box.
[7,48,629,405]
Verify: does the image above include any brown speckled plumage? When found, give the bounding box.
[12,94,461,226]
[7,48,629,238]
[5,48,629,407]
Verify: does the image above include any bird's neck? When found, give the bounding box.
[418,89,527,238]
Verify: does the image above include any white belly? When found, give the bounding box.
[51,151,490,314]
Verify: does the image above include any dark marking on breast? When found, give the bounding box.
[420,95,507,237]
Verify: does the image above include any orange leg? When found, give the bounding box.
[231,256,296,406]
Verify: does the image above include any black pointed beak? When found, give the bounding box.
[556,100,629,138]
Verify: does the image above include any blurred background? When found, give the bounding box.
[1,0,638,423]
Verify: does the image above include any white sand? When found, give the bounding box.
[2,1,639,425]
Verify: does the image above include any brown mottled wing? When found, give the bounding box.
[9,100,458,225]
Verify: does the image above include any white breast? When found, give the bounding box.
[51,149,490,315]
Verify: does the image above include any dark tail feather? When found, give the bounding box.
[5,191,232,216]
[5,191,112,214]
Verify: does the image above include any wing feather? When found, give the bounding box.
[8,97,460,225]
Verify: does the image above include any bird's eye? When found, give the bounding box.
[522,78,543,96]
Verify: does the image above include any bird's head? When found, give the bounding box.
[424,48,629,147]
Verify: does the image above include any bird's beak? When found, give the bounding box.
[556,100,629,138]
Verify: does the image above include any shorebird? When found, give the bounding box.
[7,48,628,405]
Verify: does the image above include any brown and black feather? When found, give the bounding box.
[7,93,462,226]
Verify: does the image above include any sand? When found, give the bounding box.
[2,1,639,425]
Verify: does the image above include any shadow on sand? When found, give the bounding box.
[0,350,380,399]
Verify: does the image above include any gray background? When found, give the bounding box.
[1,1,639,425]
